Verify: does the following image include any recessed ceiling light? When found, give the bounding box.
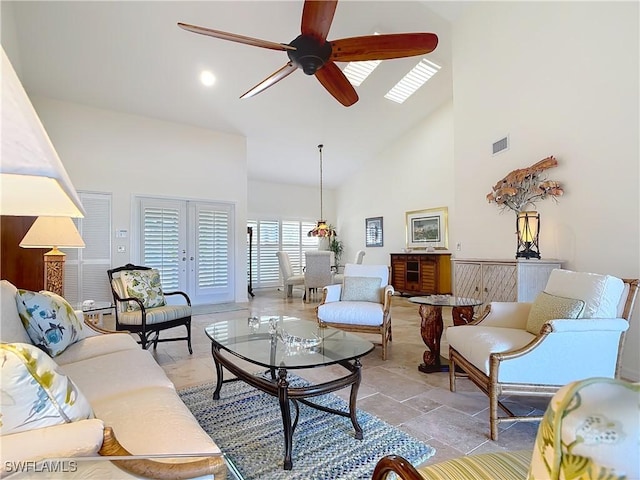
[200,70,216,87]
[384,59,441,104]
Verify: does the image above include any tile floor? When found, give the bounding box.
[109,288,547,468]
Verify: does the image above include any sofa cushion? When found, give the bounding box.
[59,348,174,404]
[16,289,85,357]
[544,270,625,318]
[0,280,32,344]
[120,269,166,311]
[0,343,93,435]
[525,292,585,334]
[341,276,382,303]
[54,333,140,365]
[91,386,221,456]
[418,450,532,480]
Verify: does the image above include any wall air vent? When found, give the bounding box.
[492,136,509,155]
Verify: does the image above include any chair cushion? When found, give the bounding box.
[446,326,535,375]
[318,301,384,326]
[118,304,192,326]
[0,343,93,435]
[120,269,166,311]
[525,292,585,334]
[341,276,382,303]
[528,378,639,480]
[418,450,532,480]
[544,270,624,318]
[16,289,85,357]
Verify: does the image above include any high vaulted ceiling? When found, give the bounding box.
[3,1,461,189]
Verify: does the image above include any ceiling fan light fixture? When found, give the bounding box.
[384,58,441,104]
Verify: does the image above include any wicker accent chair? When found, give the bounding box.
[108,264,193,353]
[446,269,638,440]
[372,377,639,480]
[333,249,366,284]
[317,264,394,359]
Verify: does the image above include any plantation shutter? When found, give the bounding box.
[140,199,186,291]
[63,192,112,303]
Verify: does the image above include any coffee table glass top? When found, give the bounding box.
[409,295,482,307]
[205,316,374,369]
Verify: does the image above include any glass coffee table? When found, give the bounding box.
[205,316,374,470]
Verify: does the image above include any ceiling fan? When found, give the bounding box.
[178,0,438,107]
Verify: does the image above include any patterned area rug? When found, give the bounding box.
[179,377,435,479]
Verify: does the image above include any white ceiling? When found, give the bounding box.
[4,1,460,189]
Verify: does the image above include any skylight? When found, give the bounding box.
[343,32,381,86]
[384,59,441,104]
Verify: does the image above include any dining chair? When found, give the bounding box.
[304,251,334,302]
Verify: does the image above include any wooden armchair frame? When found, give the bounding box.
[108,264,193,353]
[449,278,638,440]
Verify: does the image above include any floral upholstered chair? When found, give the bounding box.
[108,264,192,353]
[372,377,639,480]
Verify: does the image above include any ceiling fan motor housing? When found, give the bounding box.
[288,35,332,75]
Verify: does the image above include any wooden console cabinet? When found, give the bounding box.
[452,258,563,310]
[390,253,452,296]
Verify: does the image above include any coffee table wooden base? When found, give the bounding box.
[210,343,364,470]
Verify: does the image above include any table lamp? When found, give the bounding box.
[19,217,85,296]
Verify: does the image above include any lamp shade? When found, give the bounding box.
[1,47,85,217]
[20,217,85,249]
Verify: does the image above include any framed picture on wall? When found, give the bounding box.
[405,207,448,250]
[365,217,383,247]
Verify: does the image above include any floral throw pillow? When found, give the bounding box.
[16,290,84,357]
[0,342,94,435]
[120,269,166,311]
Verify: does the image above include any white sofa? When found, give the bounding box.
[0,280,225,479]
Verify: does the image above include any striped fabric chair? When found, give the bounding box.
[372,377,639,480]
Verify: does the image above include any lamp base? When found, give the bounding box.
[44,249,66,296]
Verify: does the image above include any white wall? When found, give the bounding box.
[32,98,249,303]
[248,179,335,223]
[451,2,639,379]
[335,100,455,266]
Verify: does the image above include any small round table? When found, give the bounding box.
[409,295,482,373]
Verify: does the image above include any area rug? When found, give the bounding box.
[179,377,435,479]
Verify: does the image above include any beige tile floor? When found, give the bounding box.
[107,288,546,468]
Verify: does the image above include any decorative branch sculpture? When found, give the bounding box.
[486,156,564,212]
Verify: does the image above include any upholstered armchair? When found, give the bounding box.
[304,251,334,302]
[372,377,639,480]
[108,264,193,353]
[445,269,638,440]
[317,264,394,359]
[276,251,305,298]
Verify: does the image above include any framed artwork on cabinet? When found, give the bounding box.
[365,217,383,247]
[405,206,448,250]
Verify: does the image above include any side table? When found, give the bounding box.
[409,295,482,373]
[76,301,114,326]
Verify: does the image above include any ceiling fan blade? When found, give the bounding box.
[315,61,358,107]
[178,22,295,51]
[330,33,438,62]
[301,0,338,42]
[240,62,298,99]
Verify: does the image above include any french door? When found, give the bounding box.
[136,197,234,304]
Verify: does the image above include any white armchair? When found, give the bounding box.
[447,269,639,440]
[276,251,305,298]
[333,249,366,284]
[317,264,394,359]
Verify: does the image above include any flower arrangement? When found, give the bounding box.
[487,156,564,213]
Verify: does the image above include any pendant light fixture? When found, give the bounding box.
[307,144,336,238]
